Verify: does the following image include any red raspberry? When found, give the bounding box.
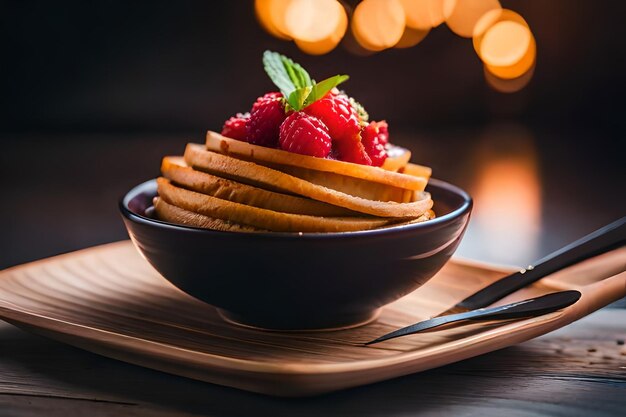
[304,92,360,142]
[333,136,372,165]
[245,92,286,147]
[220,112,249,141]
[375,120,389,146]
[279,112,331,158]
[361,121,389,167]
[304,92,371,165]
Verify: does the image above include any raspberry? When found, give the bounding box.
[279,112,332,158]
[220,112,249,141]
[304,92,371,165]
[375,120,389,146]
[245,92,286,147]
[304,92,360,141]
[361,121,389,167]
[333,136,372,165]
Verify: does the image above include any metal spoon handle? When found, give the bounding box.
[366,290,581,345]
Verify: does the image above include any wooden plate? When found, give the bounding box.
[0,241,624,397]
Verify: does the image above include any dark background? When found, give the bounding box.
[1,0,625,269]
[2,0,626,132]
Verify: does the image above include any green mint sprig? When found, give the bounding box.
[262,50,349,112]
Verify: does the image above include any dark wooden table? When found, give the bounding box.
[1,130,625,416]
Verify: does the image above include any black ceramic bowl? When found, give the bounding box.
[120,178,472,330]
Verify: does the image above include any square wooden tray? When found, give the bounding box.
[0,241,623,396]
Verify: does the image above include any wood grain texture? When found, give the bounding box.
[0,241,624,397]
[0,311,624,417]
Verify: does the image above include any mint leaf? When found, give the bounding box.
[263,51,296,97]
[284,58,312,89]
[286,86,313,111]
[303,75,349,108]
[263,50,313,98]
[262,51,350,112]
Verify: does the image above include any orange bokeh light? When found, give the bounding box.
[472,8,535,85]
[294,2,348,55]
[464,125,542,263]
[254,0,535,91]
[285,0,345,43]
[395,26,430,48]
[352,0,406,51]
[484,62,535,93]
[473,159,542,262]
[484,34,536,79]
[473,9,529,54]
[444,0,501,38]
[255,0,293,40]
[400,0,447,30]
[341,25,377,56]
[480,20,532,67]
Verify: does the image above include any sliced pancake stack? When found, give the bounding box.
[154,131,435,233]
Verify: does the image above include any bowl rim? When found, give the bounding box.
[119,178,472,240]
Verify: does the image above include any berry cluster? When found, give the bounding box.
[220,91,389,166]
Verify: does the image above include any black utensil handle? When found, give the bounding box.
[457,216,626,310]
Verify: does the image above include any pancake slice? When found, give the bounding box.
[157,178,398,233]
[155,196,434,233]
[184,144,433,218]
[382,144,412,172]
[161,156,358,217]
[265,163,416,203]
[154,197,264,232]
[400,163,435,178]
[206,131,431,190]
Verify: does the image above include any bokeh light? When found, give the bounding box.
[255,0,293,40]
[294,3,348,55]
[484,63,535,93]
[472,8,529,51]
[485,34,536,79]
[400,0,446,30]
[341,23,377,56]
[461,125,542,264]
[480,20,532,67]
[444,0,501,38]
[472,9,536,90]
[254,0,536,92]
[394,26,430,48]
[285,0,345,43]
[351,0,406,51]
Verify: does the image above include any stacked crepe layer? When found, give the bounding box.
[154,132,435,233]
